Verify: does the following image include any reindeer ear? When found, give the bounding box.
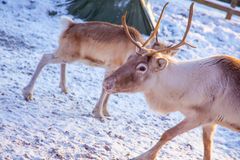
[157,58,168,70]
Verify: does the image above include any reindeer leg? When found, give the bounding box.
[59,63,68,94]
[131,116,205,160]
[92,88,108,119]
[23,54,63,101]
[92,70,113,119]
[102,93,110,117]
[202,124,216,160]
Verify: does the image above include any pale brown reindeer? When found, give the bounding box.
[104,3,240,160]
[22,3,175,119]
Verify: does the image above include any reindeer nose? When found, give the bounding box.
[103,77,116,92]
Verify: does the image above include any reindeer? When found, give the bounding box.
[103,3,240,160]
[22,3,176,119]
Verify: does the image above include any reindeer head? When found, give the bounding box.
[104,53,170,93]
[104,3,195,93]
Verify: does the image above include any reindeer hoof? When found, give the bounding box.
[59,84,68,94]
[92,110,105,122]
[22,87,33,101]
[59,82,68,94]
[62,88,68,94]
[94,115,105,122]
[103,110,111,117]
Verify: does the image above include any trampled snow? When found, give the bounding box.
[0,0,239,159]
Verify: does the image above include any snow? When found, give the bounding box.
[0,0,239,159]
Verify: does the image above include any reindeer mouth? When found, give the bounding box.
[103,79,133,94]
[104,84,139,94]
[103,78,117,93]
[104,88,117,94]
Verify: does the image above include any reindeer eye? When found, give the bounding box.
[136,63,148,73]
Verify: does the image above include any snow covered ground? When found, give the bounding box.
[0,0,239,159]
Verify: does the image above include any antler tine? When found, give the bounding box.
[142,2,169,47]
[147,3,195,56]
[155,31,159,43]
[121,13,143,50]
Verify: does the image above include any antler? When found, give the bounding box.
[122,2,169,53]
[155,31,159,43]
[122,13,144,50]
[142,2,169,47]
[147,3,196,56]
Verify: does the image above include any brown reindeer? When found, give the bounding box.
[22,3,176,119]
[104,3,240,160]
